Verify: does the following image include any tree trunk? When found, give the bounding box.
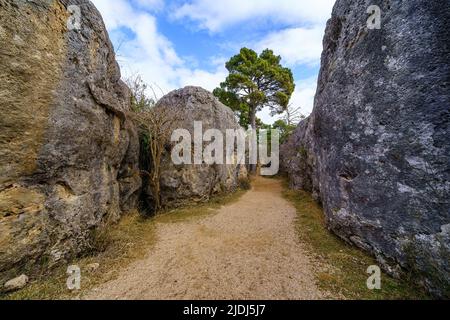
[249,107,257,174]
[249,108,257,130]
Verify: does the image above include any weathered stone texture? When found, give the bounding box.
[0,0,141,282]
[145,86,248,208]
[281,0,450,297]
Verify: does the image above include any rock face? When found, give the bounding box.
[0,0,141,283]
[143,87,247,208]
[281,0,449,297]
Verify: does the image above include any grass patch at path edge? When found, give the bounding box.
[2,189,247,300]
[281,179,430,300]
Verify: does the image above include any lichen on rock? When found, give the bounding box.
[281,0,450,297]
[142,86,248,209]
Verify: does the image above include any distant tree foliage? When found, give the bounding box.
[214,48,295,130]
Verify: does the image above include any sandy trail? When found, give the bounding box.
[84,177,326,300]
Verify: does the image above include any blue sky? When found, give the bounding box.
[91,0,335,123]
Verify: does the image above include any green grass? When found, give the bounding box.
[281,181,430,300]
[2,189,247,300]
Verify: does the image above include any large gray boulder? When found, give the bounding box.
[0,0,141,282]
[144,86,248,208]
[281,0,449,297]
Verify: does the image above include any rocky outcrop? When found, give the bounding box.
[143,87,248,208]
[281,0,449,297]
[0,0,141,283]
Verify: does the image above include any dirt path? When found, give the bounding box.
[84,177,328,300]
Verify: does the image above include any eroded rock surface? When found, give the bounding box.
[281,0,449,297]
[0,0,141,282]
[144,86,248,208]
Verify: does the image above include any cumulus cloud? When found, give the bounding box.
[90,0,332,120]
[173,0,334,67]
[172,0,335,32]
[290,77,318,116]
[254,26,324,67]
[133,0,164,11]
[91,0,225,96]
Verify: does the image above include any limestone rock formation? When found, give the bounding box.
[0,0,141,283]
[143,86,248,208]
[281,0,449,297]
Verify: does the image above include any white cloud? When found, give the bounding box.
[92,0,136,29]
[133,0,164,11]
[177,67,228,91]
[91,0,225,97]
[290,77,318,116]
[172,0,335,33]
[254,26,324,67]
[173,0,334,68]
